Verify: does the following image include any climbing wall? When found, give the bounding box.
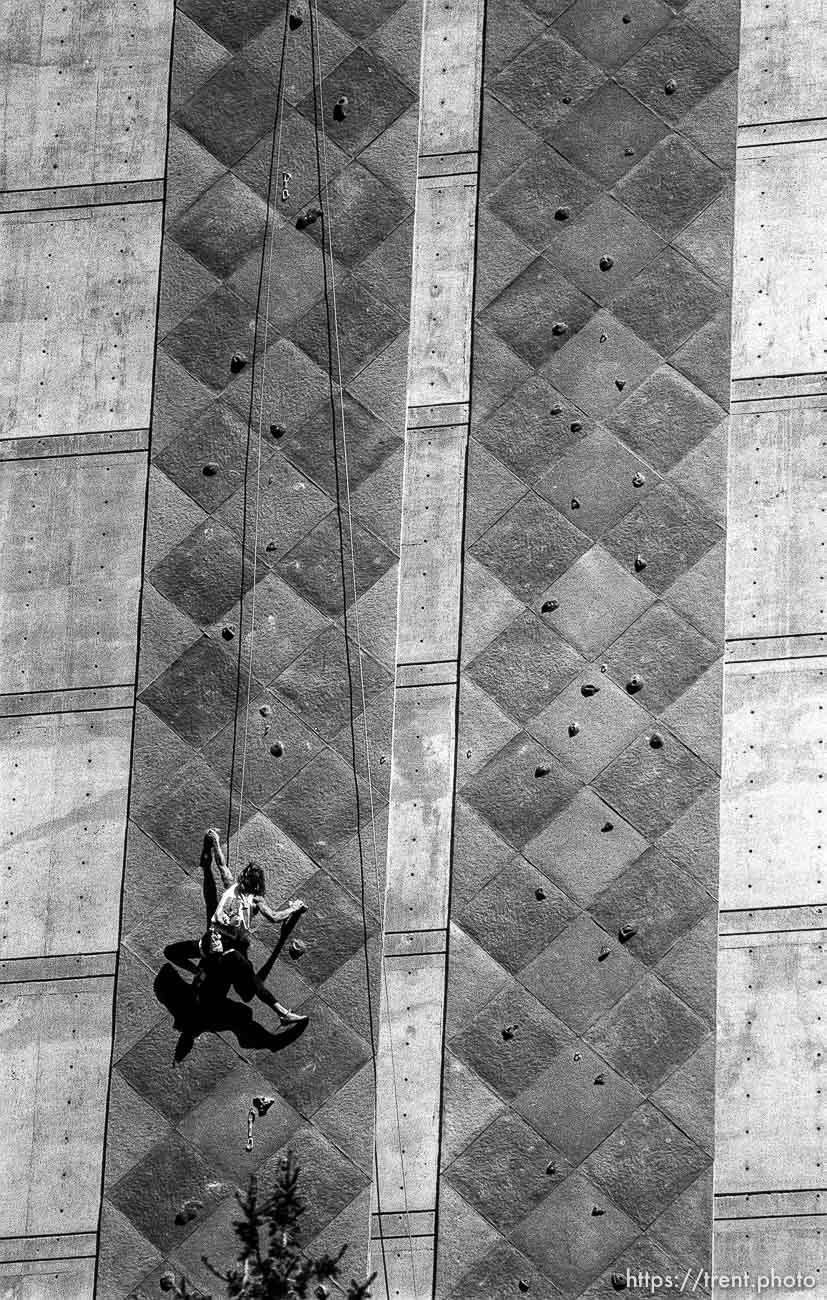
[437,1,738,1295]
[98,1,423,1295]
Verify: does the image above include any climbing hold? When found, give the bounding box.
[561,95,572,105]
[535,765,551,778]
[270,742,284,757]
[545,1161,557,1175]
[594,1073,605,1085]
[568,721,580,737]
[600,663,608,673]
[591,1206,605,1217]
[289,938,306,958]
[581,683,599,697]
[599,332,608,342]
[519,1282,530,1294]
[621,12,632,22]
[535,887,547,900]
[570,496,581,510]
[541,599,559,613]
[573,1051,581,1062]
[230,353,247,373]
[260,705,272,717]
[253,1095,276,1116]
[618,923,638,943]
[612,1276,628,1292]
[552,321,568,336]
[270,423,286,438]
[289,0,306,28]
[159,1274,176,1294]
[649,732,664,749]
[570,420,583,433]
[615,379,626,391]
[634,553,647,572]
[502,1023,519,1041]
[665,77,678,95]
[632,472,646,487]
[296,208,322,230]
[265,540,278,552]
[627,674,643,693]
[221,625,235,641]
[550,403,562,416]
[554,206,570,221]
[333,95,349,121]
[601,821,614,833]
[315,1287,331,1300]
[598,946,611,961]
[599,255,614,271]
[203,462,219,477]
[175,1199,203,1226]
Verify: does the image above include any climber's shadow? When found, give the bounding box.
[154,964,308,1063]
[156,912,308,1063]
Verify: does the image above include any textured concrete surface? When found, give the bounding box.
[370,2,484,1292]
[0,2,172,1296]
[438,1,735,1295]
[713,0,827,1291]
[100,1,420,1296]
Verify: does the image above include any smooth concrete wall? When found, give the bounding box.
[0,2,172,1295]
[369,3,485,1296]
[715,0,826,1290]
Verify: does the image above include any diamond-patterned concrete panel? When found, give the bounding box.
[538,545,655,657]
[442,6,734,1284]
[616,18,734,123]
[535,427,654,539]
[588,847,711,966]
[470,493,590,603]
[551,81,669,186]
[520,912,643,1033]
[463,733,582,850]
[602,599,719,712]
[529,667,649,781]
[459,855,578,972]
[480,255,597,368]
[546,191,665,305]
[525,786,648,906]
[466,608,585,724]
[445,1110,571,1233]
[492,29,605,136]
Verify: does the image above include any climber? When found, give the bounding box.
[194,827,309,1027]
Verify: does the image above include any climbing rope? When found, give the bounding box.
[307,2,418,1292]
[226,6,292,864]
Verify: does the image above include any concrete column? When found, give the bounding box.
[0,3,172,1296]
[369,3,485,1297]
[715,0,827,1291]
